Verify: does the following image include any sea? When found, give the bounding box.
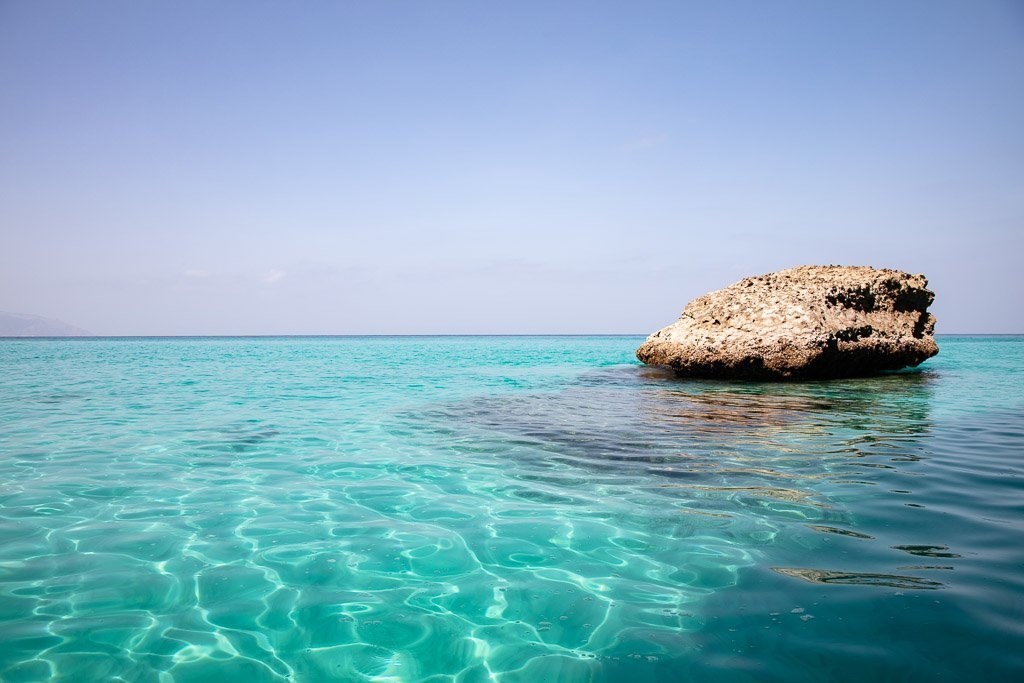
[0,335,1022,682]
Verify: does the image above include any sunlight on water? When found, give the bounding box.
[0,336,1022,681]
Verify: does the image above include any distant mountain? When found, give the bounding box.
[0,311,93,337]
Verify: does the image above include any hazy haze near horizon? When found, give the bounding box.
[1,1,1022,335]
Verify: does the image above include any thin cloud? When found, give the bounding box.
[264,269,287,284]
[622,134,669,151]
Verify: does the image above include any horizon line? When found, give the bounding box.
[1,332,1021,340]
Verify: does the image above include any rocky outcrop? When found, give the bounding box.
[637,266,938,380]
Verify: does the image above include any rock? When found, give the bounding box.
[636,265,938,380]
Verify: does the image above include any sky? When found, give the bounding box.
[1,0,1022,335]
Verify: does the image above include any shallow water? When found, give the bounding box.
[0,335,1022,682]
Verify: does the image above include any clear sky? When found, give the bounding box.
[1,1,1022,334]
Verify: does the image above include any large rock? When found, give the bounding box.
[637,265,938,380]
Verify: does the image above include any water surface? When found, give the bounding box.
[1,336,1022,681]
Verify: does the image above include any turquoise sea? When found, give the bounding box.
[0,335,1022,682]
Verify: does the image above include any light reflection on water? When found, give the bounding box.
[0,336,1022,682]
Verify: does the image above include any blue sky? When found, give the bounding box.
[1,1,1022,334]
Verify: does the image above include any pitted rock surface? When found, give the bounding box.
[637,266,938,380]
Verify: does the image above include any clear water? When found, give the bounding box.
[1,335,1022,682]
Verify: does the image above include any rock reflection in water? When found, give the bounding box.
[638,367,934,439]
[772,566,944,590]
[414,365,939,582]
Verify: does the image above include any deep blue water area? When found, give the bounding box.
[0,335,1022,681]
